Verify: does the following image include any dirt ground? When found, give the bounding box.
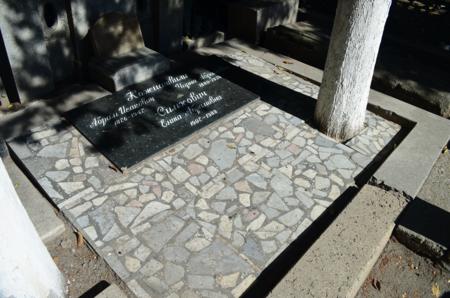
[47,225,134,297]
[357,237,449,298]
[358,148,450,298]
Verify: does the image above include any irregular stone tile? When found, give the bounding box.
[267,193,289,211]
[234,180,252,193]
[187,275,215,290]
[241,118,275,136]
[231,275,256,298]
[311,205,326,220]
[218,215,233,239]
[208,139,236,170]
[45,171,70,182]
[115,206,140,227]
[133,202,171,226]
[183,144,203,160]
[171,166,190,183]
[103,223,123,242]
[239,194,251,207]
[163,246,190,263]
[270,172,293,197]
[186,238,211,252]
[38,177,63,200]
[140,216,185,253]
[252,191,270,205]
[216,187,237,201]
[70,201,92,217]
[255,221,285,239]
[37,142,68,158]
[187,240,253,275]
[105,183,138,194]
[140,259,164,277]
[278,209,304,227]
[84,226,98,240]
[261,240,277,254]
[315,176,331,190]
[165,262,185,285]
[128,280,151,298]
[216,272,240,289]
[85,156,99,168]
[55,159,70,170]
[188,163,205,176]
[246,214,266,231]
[134,244,152,262]
[90,201,117,236]
[146,276,169,293]
[246,173,267,189]
[59,181,85,195]
[125,256,141,273]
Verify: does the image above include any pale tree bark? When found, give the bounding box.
[314,0,391,141]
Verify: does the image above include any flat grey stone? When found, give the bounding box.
[328,154,355,169]
[115,206,140,227]
[163,246,190,263]
[241,118,276,136]
[315,177,331,190]
[90,201,117,236]
[187,240,253,275]
[267,193,289,211]
[216,187,237,201]
[37,142,68,158]
[242,237,265,263]
[187,275,215,289]
[183,144,203,160]
[38,177,63,200]
[145,276,169,294]
[279,209,304,227]
[141,216,185,253]
[133,202,171,226]
[208,139,237,170]
[270,172,293,197]
[140,259,164,277]
[246,173,267,189]
[165,262,185,285]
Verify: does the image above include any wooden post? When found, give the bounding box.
[314,0,391,141]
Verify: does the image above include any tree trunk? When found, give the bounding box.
[314,0,391,141]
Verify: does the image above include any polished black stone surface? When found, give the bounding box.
[64,66,259,170]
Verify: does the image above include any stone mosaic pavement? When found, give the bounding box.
[9,50,400,298]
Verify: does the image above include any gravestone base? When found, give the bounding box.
[89,47,171,92]
[228,0,299,44]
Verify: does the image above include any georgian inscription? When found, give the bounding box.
[64,67,258,170]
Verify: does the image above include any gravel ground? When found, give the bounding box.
[358,148,450,298]
[357,237,449,298]
[47,226,134,297]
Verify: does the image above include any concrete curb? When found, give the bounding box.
[268,185,407,298]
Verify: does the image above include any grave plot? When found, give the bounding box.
[8,53,400,297]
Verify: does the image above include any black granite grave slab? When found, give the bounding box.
[64,66,259,171]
